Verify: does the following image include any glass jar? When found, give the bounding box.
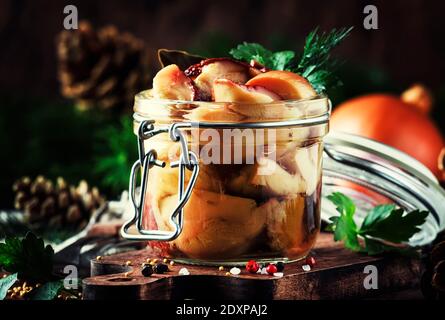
[122,90,330,265]
[321,131,445,246]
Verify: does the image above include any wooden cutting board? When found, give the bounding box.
[82,233,421,300]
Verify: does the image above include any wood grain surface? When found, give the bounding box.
[82,233,421,300]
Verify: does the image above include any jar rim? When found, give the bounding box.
[133,90,331,125]
[134,89,328,106]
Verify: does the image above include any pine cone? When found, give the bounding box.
[13,176,105,230]
[56,21,151,112]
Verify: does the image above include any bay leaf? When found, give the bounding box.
[157,49,205,70]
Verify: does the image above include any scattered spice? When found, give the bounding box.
[141,265,154,277]
[246,260,260,274]
[230,267,241,275]
[6,282,35,300]
[276,262,285,272]
[179,268,190,275]
[266,264,278,275]
[302,264,311,272]
[154,263,168,274]
[306,256,316,267]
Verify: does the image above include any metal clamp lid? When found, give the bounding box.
[122,112,331,241]
[121,118,444,246]
[120,120,199,241]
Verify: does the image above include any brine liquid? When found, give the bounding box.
[140,134,323,265]
[142,164,321,265]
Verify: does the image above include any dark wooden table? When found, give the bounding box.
[82,233,422,300]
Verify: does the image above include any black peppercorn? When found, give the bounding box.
[141,264,153,277]
[276,262,285,272]
[154,263,169,274]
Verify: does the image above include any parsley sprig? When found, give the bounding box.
[292,27,353,92]
[0,233,82,300]
[327,192,429,255]
[230,43,295,71]
[0,232,54,282]
[229,27,353,93]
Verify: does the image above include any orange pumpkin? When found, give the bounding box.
[331,85,445,181]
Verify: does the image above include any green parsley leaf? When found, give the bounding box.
[31,280,63,300]
[360,204,396,230]
[363,237,389,256]
[271,51,295,70]
[327,192,361,251]
[329,215,361,252]
[359,208,429,243]
[364,238,418,257]
[229,42,273,66]
[326,192,429,255]
[229,44,295,71]
[327,192,355,218]
[0,232,54,282]
[0,273,17,300]
[229,28,352,94]
[0,237,23,272]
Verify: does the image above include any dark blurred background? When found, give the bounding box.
[1,0,445,208]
